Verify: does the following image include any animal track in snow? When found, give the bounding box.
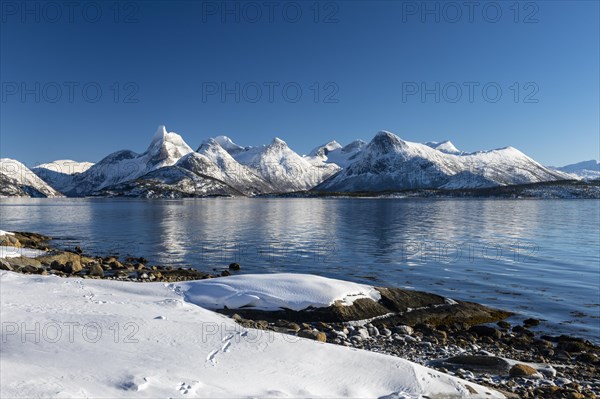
[206,349,219,364]
[221,341,231,352]
[177,380,201,395]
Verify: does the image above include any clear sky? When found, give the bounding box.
[1,0,598,167]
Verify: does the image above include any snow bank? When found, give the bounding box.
[174,273,382,311]
[0,246,46,258]
[0,272,503,398]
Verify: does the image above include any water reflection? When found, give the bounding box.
[0,197,598,342]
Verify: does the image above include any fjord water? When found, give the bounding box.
[1,198,598,342]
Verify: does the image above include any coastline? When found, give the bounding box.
[1,231,598,398]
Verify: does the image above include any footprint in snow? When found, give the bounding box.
[221,334,234,342]
[221,341,231,352]
[178,380,201,395]
[206,349,219,364]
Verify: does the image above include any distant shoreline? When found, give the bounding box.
[1,179,598,199]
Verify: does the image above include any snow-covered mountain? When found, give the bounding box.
[306,140,367,167]
[554,160,600,181]
[178,139,274,195]
[212,135,247,154]
[228,137,341,192]
[32,160,94,193]
[425,140,462,155]
[0,158,62,197]
[97,166,241,198]
[316,131,572,192]
[4,126,587,197]
[64,125,193,196]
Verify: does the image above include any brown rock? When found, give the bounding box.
[64,261,82,274]
[469,325,503,339]
[0,234,21,247]
[37,252,82,273]
[0,259,14,271]
[464,385,478,394]
[298,329,326,342]
[110,260,124,270]
[509,364,538,378]
[6,256,42,269]
[89,263,104,278]
[11,232,51,250]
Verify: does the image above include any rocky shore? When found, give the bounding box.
[0,231,221,282]
[1,231,598,399]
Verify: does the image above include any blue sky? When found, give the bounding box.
[1,0,598,166]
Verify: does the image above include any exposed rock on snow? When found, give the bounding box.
[180,274,511,327]
[97,166,241,198]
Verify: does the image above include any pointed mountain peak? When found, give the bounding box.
[197,137,220,151]
[309,140,342,157]
[152,125,168,141]
[369,131,405,152]
[426,140,461,155]
[270,137,288,147]
[375,130,397,138]
[146,125,193,164]
[212,135,245,153]
[323,140,342,149]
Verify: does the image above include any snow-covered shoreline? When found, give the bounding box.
[2,230,598,398]
[0,271,504,398]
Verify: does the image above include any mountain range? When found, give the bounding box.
[0,125,594,198]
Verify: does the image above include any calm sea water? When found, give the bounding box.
[1,198,598,342]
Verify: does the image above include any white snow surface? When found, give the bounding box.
[306,140,367,168]
[425,140,462,155]
[188,139,275,195]
[554,160,600,180]
[33,160,94,175]
[0,271,504,398]
[175,273,381,311]
[0,246,46,258]
[32,160,95,193]
[212,135,246,154]
[231,137,340,192]
[317,131,573,192]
